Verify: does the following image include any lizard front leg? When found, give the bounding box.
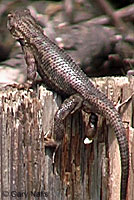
[17,44,37,89]
[6,44,37,89]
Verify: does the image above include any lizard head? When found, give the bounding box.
[7,9,31,41]
[7,9,43,44]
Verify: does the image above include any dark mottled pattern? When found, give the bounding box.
[7,9,129,200]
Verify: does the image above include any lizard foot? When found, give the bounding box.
[44,138,58,148]
[5,81,33,90]
[44,138,60,163]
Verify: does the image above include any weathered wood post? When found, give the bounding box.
[0,77,133,200]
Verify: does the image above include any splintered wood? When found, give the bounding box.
[0,77,133,200]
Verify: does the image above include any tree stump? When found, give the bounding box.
[0,77,133,200]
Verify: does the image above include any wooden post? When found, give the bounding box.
[0,77,133,200]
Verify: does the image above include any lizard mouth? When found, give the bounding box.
[7,13,14,31]
[7,9,33,40]
[7,13,21,40]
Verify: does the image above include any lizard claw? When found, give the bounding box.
[5,81,33,90]
[5,82,19,88]
[44,138,58,148]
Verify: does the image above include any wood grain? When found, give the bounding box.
[0,77,133,200]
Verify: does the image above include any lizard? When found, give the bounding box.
[7,9,129,200]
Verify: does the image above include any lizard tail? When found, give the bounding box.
[84,94,129,200]
[108,110,129,200]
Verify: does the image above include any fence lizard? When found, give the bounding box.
[7,9,129,200]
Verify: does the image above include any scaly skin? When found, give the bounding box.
[7,9,129,200]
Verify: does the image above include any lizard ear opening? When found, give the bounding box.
[18,38,26,46]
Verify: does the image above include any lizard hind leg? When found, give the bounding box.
[54,93,84,143]
[44,93,83,164]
